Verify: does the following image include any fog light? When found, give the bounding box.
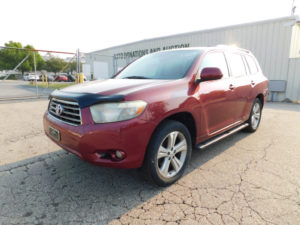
[99,152,110,159]
[97,150,125,161]
[115,150,123,159]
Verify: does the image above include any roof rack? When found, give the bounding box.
[215,44,250,53]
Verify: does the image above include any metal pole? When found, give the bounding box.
[113,56,117,74]
[0,46,75,55]
[3,54,30,80]
[33,52,38,97]
[76,49,80,73]
[291,0,296,15]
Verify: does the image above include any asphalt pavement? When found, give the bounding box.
[0,80,52,99]
[0,101,299,225]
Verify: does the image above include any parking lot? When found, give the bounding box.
[0,80,52,99]
[0,100,299,225]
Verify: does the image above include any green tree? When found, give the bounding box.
[0,41,23,71]
[0,41,45,75]
[24,45,45,71]
[63,60,81,74]
[68,61,77,73]
[45,57,66,74]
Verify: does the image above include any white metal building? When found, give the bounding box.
[84,16,300,102]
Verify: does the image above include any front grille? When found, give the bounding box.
[48,97,81,126]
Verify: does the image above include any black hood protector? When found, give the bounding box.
[50,90,125,108]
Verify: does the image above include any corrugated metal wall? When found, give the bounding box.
[290,23,300,58]
[287,58,300,101]
[88,16,300,101]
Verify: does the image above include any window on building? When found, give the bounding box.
[245,55,259,74]
[227,53,247,77]
[199,52,229,78]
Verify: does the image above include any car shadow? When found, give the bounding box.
[0,131,249,224]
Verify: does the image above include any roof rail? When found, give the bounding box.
[215,44,250,53]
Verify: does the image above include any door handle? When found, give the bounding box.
[251,80,255,86]
[229,84,235,90]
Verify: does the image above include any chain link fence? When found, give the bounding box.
[0,46,149,100]
[82,51,141,80]
[0,46,84,100]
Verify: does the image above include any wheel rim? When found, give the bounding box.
[156,131,187,179]
[251,102,261,129]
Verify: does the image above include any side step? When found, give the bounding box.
[195,123,249,149]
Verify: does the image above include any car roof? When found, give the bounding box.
[162,45,251,55]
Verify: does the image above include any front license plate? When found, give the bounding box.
[49,126,60,141]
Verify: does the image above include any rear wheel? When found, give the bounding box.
[142,120,192,186]
[245,98,262,132]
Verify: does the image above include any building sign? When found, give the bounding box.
[113,43,190,59]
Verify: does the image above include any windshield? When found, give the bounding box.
[115,50,201,80]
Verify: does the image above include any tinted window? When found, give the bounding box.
[227,53,247,77]
[245,55,259,74]
[116,50,201,80]
[199,52,229,78]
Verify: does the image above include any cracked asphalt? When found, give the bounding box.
[0,100,299,225]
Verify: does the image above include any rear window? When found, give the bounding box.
[227,53,247,77]
[245,55,259,74]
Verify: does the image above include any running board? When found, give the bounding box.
[196,123,249,149]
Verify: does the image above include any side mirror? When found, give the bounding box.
[195,67,223,83]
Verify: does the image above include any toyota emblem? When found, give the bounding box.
[55,104,64,116]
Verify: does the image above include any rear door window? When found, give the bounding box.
[227,53,247,77]
[199,52,229,78]
[245,55,259,74]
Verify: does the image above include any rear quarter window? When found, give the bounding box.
[227,53,247,77]
[245,55,259,74]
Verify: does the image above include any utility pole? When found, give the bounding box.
[291,0,297,15]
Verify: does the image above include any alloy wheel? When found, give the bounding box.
[156,131,187,179]
[251,102,261,129]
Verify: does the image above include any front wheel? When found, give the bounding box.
[142,120,192,186]
[245,98,262,132]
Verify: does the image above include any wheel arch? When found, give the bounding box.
[256,93,264,108]
[152,112,197,147]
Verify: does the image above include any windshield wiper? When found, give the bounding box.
[122,76,150,79]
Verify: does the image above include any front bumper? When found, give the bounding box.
[43,108,156,169]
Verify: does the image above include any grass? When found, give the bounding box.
[28,82,75,90]
[0,74,19,80]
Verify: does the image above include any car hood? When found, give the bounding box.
[62,79,172,96]
[50,79,175,108]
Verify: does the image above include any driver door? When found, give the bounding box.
[197,51,237,135]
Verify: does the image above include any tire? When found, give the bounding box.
[244,98,262,132]
[142,120,192,186]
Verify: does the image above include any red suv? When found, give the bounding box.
[44,47,268,186]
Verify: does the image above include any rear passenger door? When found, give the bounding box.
[244,54,261,114]
[225,52,252,122]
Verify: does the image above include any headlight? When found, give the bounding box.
[90,100,147,123]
